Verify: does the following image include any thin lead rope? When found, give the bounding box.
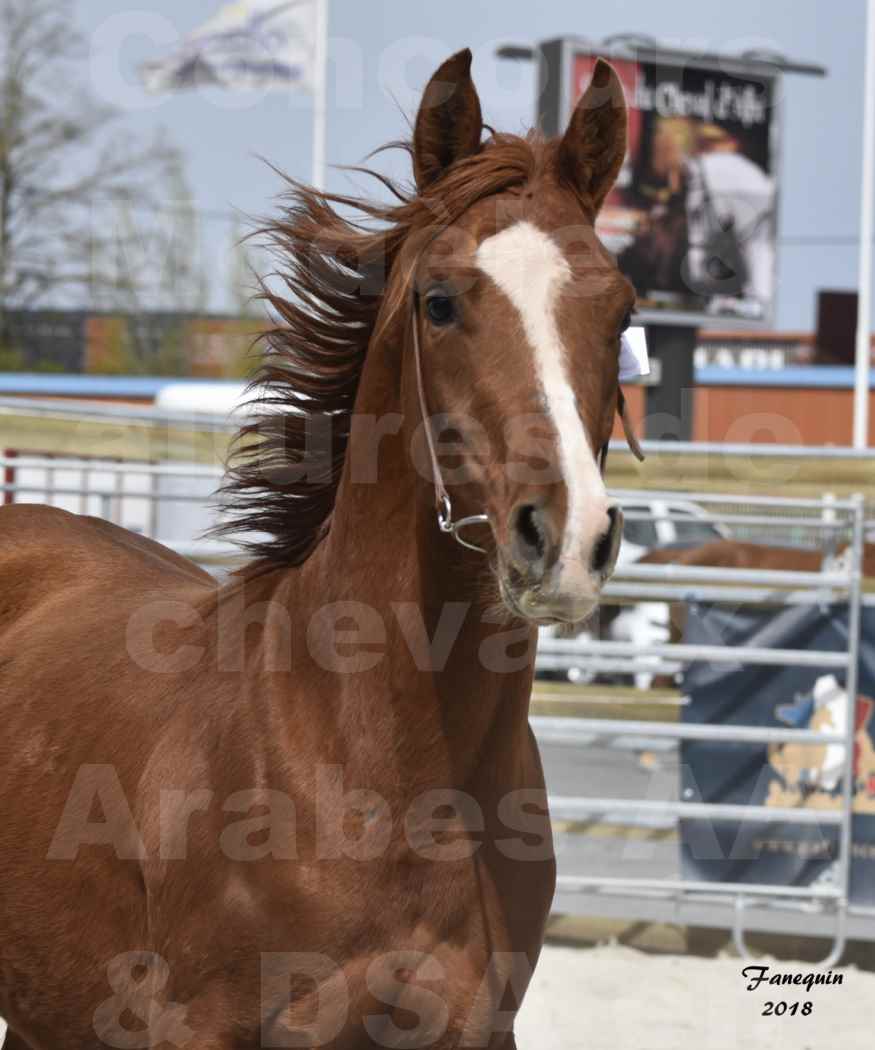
[405,192,507,553]
[410,291,490,553]
[410,291,452,529]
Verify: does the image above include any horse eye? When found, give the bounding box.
[425,294,455,326]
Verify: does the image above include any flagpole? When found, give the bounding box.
[853,0,875,448]
[311,0,328,190]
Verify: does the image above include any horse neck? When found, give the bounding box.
[299,327,537,787]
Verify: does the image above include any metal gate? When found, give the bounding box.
[535,490,869,965]
[0,453,233,565]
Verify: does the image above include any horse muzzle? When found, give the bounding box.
[499,500,623,624]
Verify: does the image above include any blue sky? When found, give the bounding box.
[76,0,870,329]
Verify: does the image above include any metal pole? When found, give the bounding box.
[644,325,697,441]
[548,796,842,826]
[310,0,328,190]
[853,0,875,448]
[538,637,847,668]
[834,494,865,947]
[556,874,840,901]
[531,715,846,747]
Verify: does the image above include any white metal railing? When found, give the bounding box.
[536,490,868,965]
[609,440,875,460]
[612,484,873,550]
[0,455,233,563]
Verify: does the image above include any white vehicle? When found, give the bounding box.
[614,494,729,566]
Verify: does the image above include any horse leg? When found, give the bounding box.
[3,1031,34,1049]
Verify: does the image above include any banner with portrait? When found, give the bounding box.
[540,43,779,326]
[679,604,875,905]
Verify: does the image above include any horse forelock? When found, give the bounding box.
[214,132,554,567]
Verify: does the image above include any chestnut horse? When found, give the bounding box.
[637,539,874,576]
[0,52,637,1048]
[626,539,875,653]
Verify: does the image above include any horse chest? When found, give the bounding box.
[197,853,523,1047]
[265,928,515,1048]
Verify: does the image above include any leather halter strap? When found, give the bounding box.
[410,292,490,553]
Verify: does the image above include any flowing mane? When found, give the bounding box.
[215,131,549,565]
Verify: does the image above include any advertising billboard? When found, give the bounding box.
[538,41,780,327]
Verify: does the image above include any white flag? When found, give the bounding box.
[141,0,316,94]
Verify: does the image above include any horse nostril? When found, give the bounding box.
[592,505,622,578]
[512,503,547,567]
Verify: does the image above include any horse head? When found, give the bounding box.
[400,50,637,624]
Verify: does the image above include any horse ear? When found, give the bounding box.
[413,49,483,191]
[558,59,627,214]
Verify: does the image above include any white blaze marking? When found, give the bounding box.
[475,220,609,585]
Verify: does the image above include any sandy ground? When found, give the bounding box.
[516,942,873,1050]
[2,942,870,1048]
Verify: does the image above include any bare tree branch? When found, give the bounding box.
[0,0,207,336]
